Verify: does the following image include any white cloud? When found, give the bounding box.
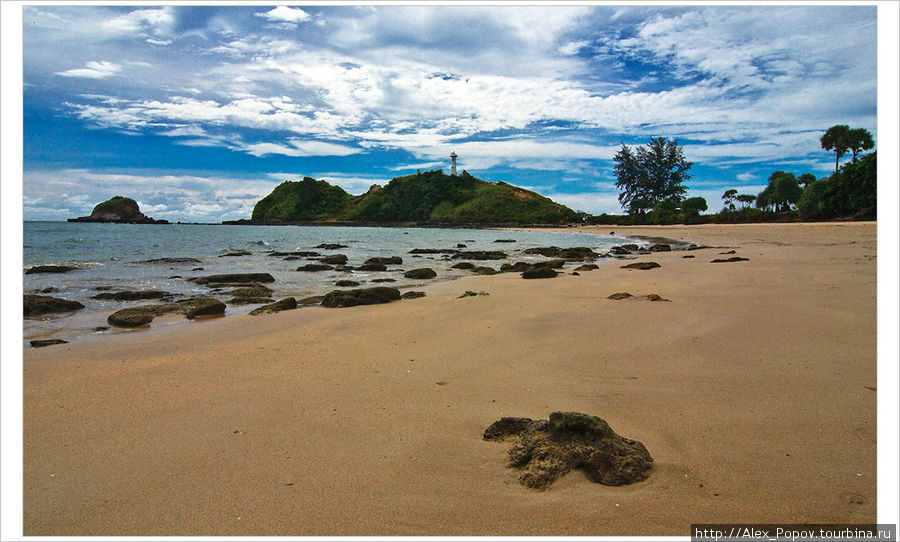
[100,7,174,36]
[56,61,122,79]
[241,139,361,158]
[255,6,311,24]
[146,38,172,46]
[736,172,756,182]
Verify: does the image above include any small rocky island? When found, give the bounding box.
[68,196,168,224]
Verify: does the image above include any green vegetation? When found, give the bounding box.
[820,124,874,172]
[249,170,576,224]
[91,196,139,216]
[613,137,692,217]
[251,177,353,222]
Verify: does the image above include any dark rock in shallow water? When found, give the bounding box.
[364,256,402,266]
[269,251,320,258]
[30,339,69,348]
[91,290,170,301]
[409,248,459,254]
[298,295,325,306]
[321,287,401,308]
[451,262,475,270]
[25,265,78,275]
[357,262,388,272]
[483,411,653,490]
[250,297,297,315]
[220,251,251,257]
[522,267,558,279]
[471,266,498,275]
[229,285,273,297]
[283,256,301,261]
[620,262,660,270]
[315,243,348,250]
[682,255,695,259]
[575,264,599,271]
[107,297,225,327]
[523,246,599,260]
[335,280,360,287]
[404,268,437,279]
[494,239,516,243]
[226,296,275,305]
[24,295,85,317]
[296,263,333,272]
[39,287,60,293]
[319,254,348,265]
[621,244,639,252]
[401,291,426,299]
[372,278,396,283]
[452,250,507,260]
[610,246,631,255]
[140,257,202,264]
[648,243,671,252]
[456,243,467,248]
[711,256,749,263]
[191,273,275,284]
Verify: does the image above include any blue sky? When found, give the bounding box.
[21,4,880,222]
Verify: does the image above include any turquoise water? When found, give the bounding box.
[24,222,645,343]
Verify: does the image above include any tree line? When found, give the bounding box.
[585,124,876,225]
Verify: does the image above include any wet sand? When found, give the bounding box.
[23,222,877,536]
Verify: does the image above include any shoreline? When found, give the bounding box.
[23,222,877,535]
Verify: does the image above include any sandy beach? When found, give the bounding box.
[22,222,878,536]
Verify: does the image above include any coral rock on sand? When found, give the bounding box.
[91,290,170,301]
[30,339,69,348]
[711,256,749,263]
[620,262,661,270]
[522,267,558,279]
[483,411,653,490]
[574,264,599,271]
[401,291,426,299]
[648,243,671,252]
[321,287,401,308]
[24,295,85,317]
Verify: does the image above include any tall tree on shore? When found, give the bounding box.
[847,127,874,162]
[798,173,817,187]
[722,189,738,212]
[614,137,692,216]
[820,124,851,172]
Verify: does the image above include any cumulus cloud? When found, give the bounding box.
[56,61,122,79]
[255,6,311,26]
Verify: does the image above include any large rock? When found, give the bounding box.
[315,243,348,250]
[25,265,78,274]
[404,268,437,279]
[357,262,388,272]
[24,295,85,317]
[648,243,671,252]
[321,287,401,308]
[190,273,275,284]
[68,196,168,224]
[483,411,653,490]
[107,297,225,327]
[229,285,273,297]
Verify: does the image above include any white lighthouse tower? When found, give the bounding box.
[450,151,458,176]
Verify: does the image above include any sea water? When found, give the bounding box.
[23,222,648,344]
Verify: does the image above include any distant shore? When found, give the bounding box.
[23,222,877,536]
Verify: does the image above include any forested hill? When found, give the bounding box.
[247,170,576,225]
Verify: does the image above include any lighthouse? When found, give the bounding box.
[450,151,458,176]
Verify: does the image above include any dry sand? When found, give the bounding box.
[23,222,877,536]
